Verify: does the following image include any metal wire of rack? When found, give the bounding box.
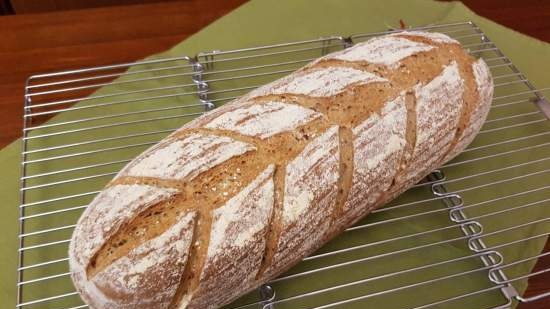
[17,21,550,309]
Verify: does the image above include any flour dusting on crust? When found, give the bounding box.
[327,36,434,67]
[265,126,340,276]
[339,94,407,227]
[391,31,459,44]
[205,101,322,139]
[444,58,493,161]
[122,134,255,180]
[70,184,178,276]
[207,165,274,255]
[87,212,195,309]
[403,61,465,183]
[254,66,386,97]
[182,165,275,309]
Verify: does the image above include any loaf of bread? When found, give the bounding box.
[69,31,493,309]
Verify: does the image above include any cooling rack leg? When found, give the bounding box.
[189,56,215,112]
[259,284,276,309]
[342,37,354,49]
[428,171,518,308]
[321,39,329,56]
[205,51,220,70]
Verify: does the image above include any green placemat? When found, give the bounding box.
[2,1,549,308]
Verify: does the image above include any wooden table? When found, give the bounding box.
[0,1,548,308]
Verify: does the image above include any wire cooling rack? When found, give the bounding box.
[17,21,550,309]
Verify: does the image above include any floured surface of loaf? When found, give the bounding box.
[69,30,493,309]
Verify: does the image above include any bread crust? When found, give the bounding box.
[69,31,493,309]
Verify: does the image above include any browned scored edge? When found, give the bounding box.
[439,54,479,162]
[331,126,354,226]
[255,164,286,279]
[374,90,417,207]
[168,211,202,309]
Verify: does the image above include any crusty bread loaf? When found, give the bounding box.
[69,31,493,309]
